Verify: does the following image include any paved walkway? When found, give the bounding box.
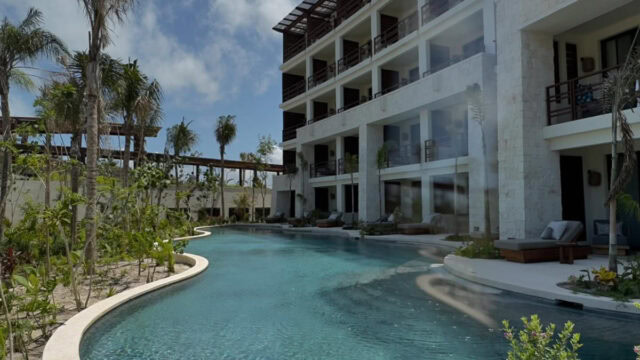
[444,254,640,314]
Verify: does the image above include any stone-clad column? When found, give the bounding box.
[359,124,383,222]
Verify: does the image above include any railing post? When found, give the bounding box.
[569,79,577,121]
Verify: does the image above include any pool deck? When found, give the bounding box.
[445,254,640,314]
[232,223,639,314]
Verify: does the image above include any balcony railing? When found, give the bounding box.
[425,139,435,162]
[281,0,371,64]
[337,157,358,175]
[337,40,372,73]
[284,37,307,62]
[310,161,337,178]
[374,11,419,54]
[283,80,306,102]
[423,45,485,78]
[422,0,465,25]
[374,74,420,98]
[546,65,619,126]
[282,122,306,142]
[308,63,336,90]
[385,146,421,168]
[308,110,335,125]
[337,95,372,113]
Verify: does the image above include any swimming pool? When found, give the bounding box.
[80,228,639,359]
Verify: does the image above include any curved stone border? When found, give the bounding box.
[444,254,639,314]
[42,227,213,360]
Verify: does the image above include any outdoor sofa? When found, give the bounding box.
[288,211,312,227]
[591,220,630,255]
[360,214,397,235]
[316,212,344,228]
[265,211,286,224]
[397,214,444,235]
[494,221,589,263]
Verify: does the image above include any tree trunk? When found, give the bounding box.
[174,161,179,210]
[481,131,491,239]
[70,133,81,248]
[453,156,459,237]
[0,78,12,244]
[45,133,52,274]
[378,169,382,218]
[84,30,101,271]
[609,113,619,273]
[122,113,132,187]
[220,150,226,220]
[351,175,355,226]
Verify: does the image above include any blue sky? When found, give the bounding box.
[1,0,299,165]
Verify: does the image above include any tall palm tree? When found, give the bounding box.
[78,0,136,268]
[0,7,67,242]
[215,115,237,220]
[134,79,162,166]
[345,153,359,226]
[117,60,161,185]
[166,118,197,210]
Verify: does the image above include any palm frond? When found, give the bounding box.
[8,69,35,91]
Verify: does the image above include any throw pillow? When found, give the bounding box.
[595,222,608,236]
[548,221,568,241]
[540,227,554,239]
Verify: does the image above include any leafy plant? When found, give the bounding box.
[592,267,617,287]
[455,237,501,259]
[502,315,582,360]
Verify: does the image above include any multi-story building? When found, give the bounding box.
[496,0,640,251]
[271,0,499,235]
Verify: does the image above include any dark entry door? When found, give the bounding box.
[315,188,329,213]
[560,156,586,227]
[289,191,296,218]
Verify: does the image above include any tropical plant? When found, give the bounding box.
[116,59,162,185]
[78,0,137,271]
[215,115,237,220]
[256,136,276,221]
[203,168,219,218]
[344,153,358,226]
[233,190,251,222]
[0,7,68,244]
[166,118,198,210]
[297,151,308,209]
[602,28,640,272]
[376,145,387,218]
[502,315,582,360]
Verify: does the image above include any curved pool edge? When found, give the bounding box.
[443,254,639,315]
[42,227,213,360]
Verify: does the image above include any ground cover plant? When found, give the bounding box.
[563,256,640,301]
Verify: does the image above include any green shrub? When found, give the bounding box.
[503,315,582,360]
[455,237,501,259]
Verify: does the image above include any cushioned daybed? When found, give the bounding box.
[397,214,443,235]
[494,221,589,263]
[316,212,344,228]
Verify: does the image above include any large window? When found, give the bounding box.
[432,173,469,215]
[431,106,468,161]
[601,28,638,69]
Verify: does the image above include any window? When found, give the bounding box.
[601,28,638,69]
[432,174,469,215]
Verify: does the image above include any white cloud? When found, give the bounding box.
[269,146,283,164]
[208,0,298,38]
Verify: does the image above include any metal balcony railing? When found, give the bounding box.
[422,44,485,78]
[422,0,465,26]
[308,63,336,90]
[282,80,306,102]
[310,161,337,178]
[284,37,307,62]
[282,122,306,142]
[374,11,419,54]
[337,95,372,113]
[546,65,620,126]
[337,40,372,73]
[374,74,420,98]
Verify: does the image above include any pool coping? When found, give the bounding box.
[42,226,212,360]
[444,254,640,315]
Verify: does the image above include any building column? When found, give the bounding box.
[306,100,313,122]
[336,85,344,111]
[295,144,313,217]
[419,40,430,77]
[483,0,496,55]
[372,65,381,95]
[468,101,488,235]
[371,9,380,40]
[419,108,430,164]
[335,36,343,64]
[421,174,432,222]
[336,184,345,213]
[359,124,383,222]
[497,26,560,239]
[305,55,313,91]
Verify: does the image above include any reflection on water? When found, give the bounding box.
[81,228,639,360]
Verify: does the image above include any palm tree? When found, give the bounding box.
[215,115,237,220]
[0,7,67,242]
[344,153,359,226]
[239,152,250,186]
[117,60,162,185]
[602,29,640,272]
[78,0,136,269]
[134,79,163,166]
[297,151,308,210]
[166,118,197,210]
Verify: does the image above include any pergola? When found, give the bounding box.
[273,0,338,35]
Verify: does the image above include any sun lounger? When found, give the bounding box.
[494,221,589,263]
[397,214,443,235]
[265,211,286,224]
[316,212,344,228]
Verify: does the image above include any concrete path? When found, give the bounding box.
[444,254,640,314]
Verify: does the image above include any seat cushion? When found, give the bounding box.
[494,239,559,251]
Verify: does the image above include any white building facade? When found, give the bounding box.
[272,0,499,235]
[272,0,640,249]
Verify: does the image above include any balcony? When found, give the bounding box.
[283,123,306,142]
[374,74,420,98]
[337,40,372,73]
[284,37,307,63]
[422,0,465,26]
[283,80,306,102]
[337,157,359,175]
[308,63,336,90]
[310,161,337,178]
[423,43,485,77]
[546,66,618,126]
[374,11,419,54]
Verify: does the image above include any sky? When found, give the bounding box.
[0,0,299,165]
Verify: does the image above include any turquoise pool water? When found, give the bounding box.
[80,228,639,359]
